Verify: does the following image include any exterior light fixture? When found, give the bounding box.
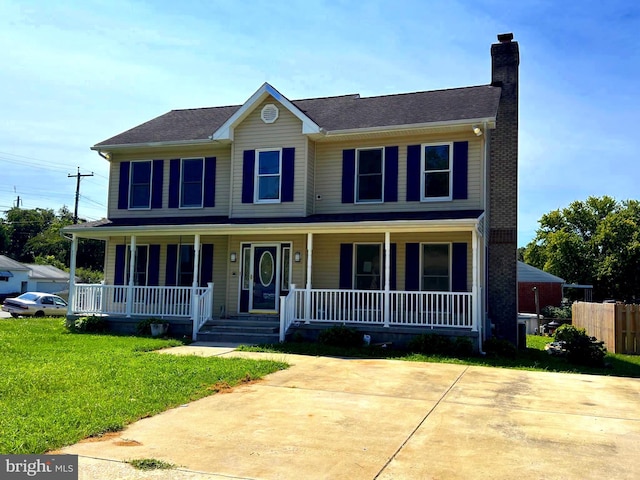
[230,252,237,263]
[472,125,483,136]
[294,251,301,263]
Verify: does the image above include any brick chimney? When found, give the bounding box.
[487,33,519,345]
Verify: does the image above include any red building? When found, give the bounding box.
[518,262,564,314]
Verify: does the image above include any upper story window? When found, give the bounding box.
[129,161,152,209]
[422,143,452,201]
[181,158,204,208]
[255,149,282,203]
[356,148,384,203]
[422,243,450,291]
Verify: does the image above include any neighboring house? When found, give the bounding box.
[517,261,565,314]
[0,256,73,299]
[64,33,520,348]
[23,264,74,296]
[0,255,31,298]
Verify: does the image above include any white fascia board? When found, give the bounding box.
[65,217,481,239]
[323,117,497,137]
[211,83,321,141]
[90,138,216,152]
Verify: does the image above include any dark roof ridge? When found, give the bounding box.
[355,83,495,100]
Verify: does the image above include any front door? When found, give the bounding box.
[250,245,279,312]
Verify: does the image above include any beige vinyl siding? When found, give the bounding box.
[306,138,316,216]
[314,133,483,214]
[225,235,306,315]
[104,235,228,316]
[107,146,231,219]
[230,98,307,218]
[311,232,473,291]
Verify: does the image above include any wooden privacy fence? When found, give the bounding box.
[572,302,640,354]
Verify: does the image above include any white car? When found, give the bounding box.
[2,292,68,318]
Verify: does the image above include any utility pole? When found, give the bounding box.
[14,195,21,208]
[68,167,94,224]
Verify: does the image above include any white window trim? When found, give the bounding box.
[254,148,282,204]
[420,142,453,202]
[355,147,385,204]
[125,244,150,286]
[419,242,452,292]
[353,242,383,290]
[179,157,205,209]
[128,160,153,210]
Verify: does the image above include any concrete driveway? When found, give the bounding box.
[61,345,640,480]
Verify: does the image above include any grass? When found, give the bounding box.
[0,318,287,454]
[127,458,176,470]
[239,334,640,378]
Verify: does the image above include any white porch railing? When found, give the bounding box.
[71,284,214,338]
[279,286,474,338]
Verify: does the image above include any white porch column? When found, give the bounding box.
[383,231,390,327]
[191,234,201,321]
[472,229,479,332]
[67,234,78,315]
[304,233,313,324]
[126,235,136,317]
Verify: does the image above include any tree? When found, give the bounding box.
[523,196,640,301]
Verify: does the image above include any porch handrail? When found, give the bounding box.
[72,284,208,319]
[282,288,473,329]
[279,284,297,342]
[192,283,214,341]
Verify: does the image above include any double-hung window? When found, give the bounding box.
[178,245,195,286]
[126,245,149,286]
[354,244,382,290]
[181,158,204,208]
[129,161,152,209]
[255,149,281,203]
[422,143,452,201]
[356,147,384,203]
[421,243,450,291]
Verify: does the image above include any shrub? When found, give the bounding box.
[453,336,474,357]
[66,316,108,333]
[408,334,451,356]
[483,337,517,358]
[317,326,362,348]
[554,324,607,367]
[542,305,572,319]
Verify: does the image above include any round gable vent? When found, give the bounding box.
[261,104,279,124]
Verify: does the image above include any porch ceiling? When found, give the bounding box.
[64,210,484,240]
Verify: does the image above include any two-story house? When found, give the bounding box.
[65,33,519,349]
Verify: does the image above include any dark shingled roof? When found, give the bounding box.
[95,85,501,147]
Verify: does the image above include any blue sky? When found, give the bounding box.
[1,0,638,246]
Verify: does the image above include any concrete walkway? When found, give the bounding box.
[62,343,640,480]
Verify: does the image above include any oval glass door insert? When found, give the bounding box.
[259,251,274,286]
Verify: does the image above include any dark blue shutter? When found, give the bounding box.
[148,245,160,286]
[452,141,468,200]
[114,245,126,285]
[166,244,178,286]
[282,148,295,202]
[341,149,355,203]
[242,150,255,203]
[384,146,398,202]
[118,162,130,209]
[151,160,163,209]
[405,243,420,291]
[406,145,421,201]
[390,243,397,290]
[204,157,216,207]
[168,159,180,208]
[452,242,468,292]
[200,244,214,286]
[339,244,353,289]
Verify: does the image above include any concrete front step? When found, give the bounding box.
[197,316,280,344]
[196,330,280,345]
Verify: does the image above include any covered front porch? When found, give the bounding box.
[65,213,486,344]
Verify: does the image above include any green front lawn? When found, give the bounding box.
[239,335,640,378]
[0,318,287,454]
